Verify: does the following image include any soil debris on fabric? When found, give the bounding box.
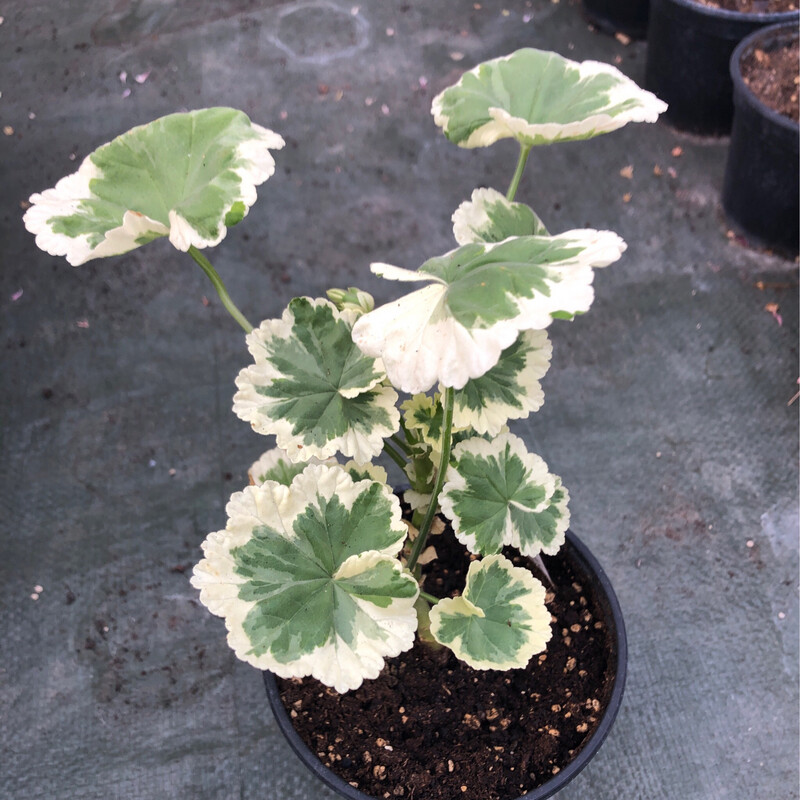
[278,522,617,800]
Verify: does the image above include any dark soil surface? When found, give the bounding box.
[692,0,797,11]
[277,524,618,800]
[741,36,800,121]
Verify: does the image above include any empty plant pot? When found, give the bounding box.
[645,0,799,134]
[722,22,799,252]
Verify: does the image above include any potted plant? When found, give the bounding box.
[23,48,665,799]
[722,21,799,253]
[644,0,798,134]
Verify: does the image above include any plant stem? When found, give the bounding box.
[506,143,532,203]
[419,591,439,605]
[399,415,419,447]
[532,553,555,590]
[187,245,253,334]
[390,434,413,456]
[383,440,408,472]
[406,386,454,571]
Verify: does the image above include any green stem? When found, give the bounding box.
[399,415,419,447]
[506,143,532,203]
[383,440,408,472]
[406,386,455,571]
[419,591,440,605]
[187,245,253,334]
[390,434,413,457]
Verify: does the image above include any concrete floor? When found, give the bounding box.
[1,1,798,798]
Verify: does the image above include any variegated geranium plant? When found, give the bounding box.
[25,49,665,694]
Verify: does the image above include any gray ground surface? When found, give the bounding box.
[2,2,798,799]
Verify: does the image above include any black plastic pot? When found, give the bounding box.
[722,23,799,253]
[264,529,628,800]
[581,0,651,39]
[644,0,799,135]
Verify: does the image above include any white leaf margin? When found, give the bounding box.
[439,432,560,557]
[452,187,501,246]
[191,464,418,693]
[233,299,399,463]
[452,187,546,246]
[352,281,519,395]
[248,446,338,486]
[352,230,625,394]
[429,553,552,670]
[401,393,447,449]
[322,550,419,692]
[342,460,389,485]
[536,477,571,557]
[432,50,667,149]
[23,114,285,265]
[404,488,432,512]
[449,329,552,436]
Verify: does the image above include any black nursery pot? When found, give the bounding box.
[581,0,651,39]
[644,0,799,135]
[722,23,799,253]
[264,529,628,800]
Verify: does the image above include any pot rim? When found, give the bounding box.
[658,0,799,24]
[730,21,800,133]
[263,528,628,800]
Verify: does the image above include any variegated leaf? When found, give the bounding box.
[234,297,400,462]
[451,329,552,435]
[403,488,433,513]
[453,187,548,245]
[342,460,388,485]
[249,447,337,486]
[429,554,551,669]
[351,230,625,394]
[439,432,569,558]
[432,47,666,149]
[191,464,419,693]
[402,393,447,449]
[24,108,284,265]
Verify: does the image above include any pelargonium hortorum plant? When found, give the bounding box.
[25,49,666,693]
